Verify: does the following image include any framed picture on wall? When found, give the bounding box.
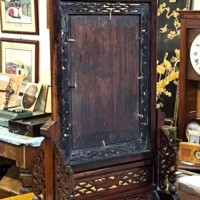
[0,38,39,83]
[0,0,39,34]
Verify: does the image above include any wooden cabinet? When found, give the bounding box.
[32,1,179,199]
[178,11,200,141]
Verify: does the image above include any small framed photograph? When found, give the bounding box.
[21,82,42,111]
[0,38,39,82]
[0,0,39,34]
[35,84,49,112]
[45,86,51,113]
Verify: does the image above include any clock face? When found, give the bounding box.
[190,34,200,75]
[194,150,200,161]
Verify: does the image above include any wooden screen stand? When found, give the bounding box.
[32,1,179,199]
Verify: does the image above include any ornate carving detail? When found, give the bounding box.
[158,128,177,192]
[60,1,151,164]
[32,148,46,199]
[74,168,152,198]
[61,2,146,14]
[70,141,145,163]
[55,147,74,199]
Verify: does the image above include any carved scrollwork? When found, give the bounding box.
[61,2,147,14]
[74,167,152,198]
[55,147,74,199]
[70,141,145,164]
[32,148,46,199]
[158,128,177,194]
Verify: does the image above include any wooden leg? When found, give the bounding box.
[19,168,33,194]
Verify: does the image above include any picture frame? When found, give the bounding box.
[44,86,51,113]
[21,82,42,111]
[0,38,39,83]
[0,0,39,34]
[35,84,49,112]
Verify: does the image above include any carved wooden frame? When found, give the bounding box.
[60,1,152,170]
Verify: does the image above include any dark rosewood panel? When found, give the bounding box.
[32,1,179,200]
[71,15,140,149]
[60,2,152,168]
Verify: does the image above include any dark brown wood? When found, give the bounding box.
[32,1,178,200]
[178,11,200,141]
[156,109,179,199]
[56,1,156,172]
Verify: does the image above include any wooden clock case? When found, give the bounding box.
[31,0,179,199]
[178,11,200,142]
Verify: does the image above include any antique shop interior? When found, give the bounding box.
[0,0,200,200]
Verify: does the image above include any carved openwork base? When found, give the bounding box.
[32,145,45,200]
[157,111,179,200]
[53,146,159,200]
[32,122,179,200]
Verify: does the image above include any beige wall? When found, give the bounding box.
[191,0,200,10]
[0,0,51,85]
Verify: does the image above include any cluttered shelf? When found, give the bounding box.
[0,73,52,196]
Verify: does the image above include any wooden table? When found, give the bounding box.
[0,141,37,194]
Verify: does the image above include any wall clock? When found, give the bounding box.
[187,28,200,80]
[178,11,200,141]
[190,34,200,75]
